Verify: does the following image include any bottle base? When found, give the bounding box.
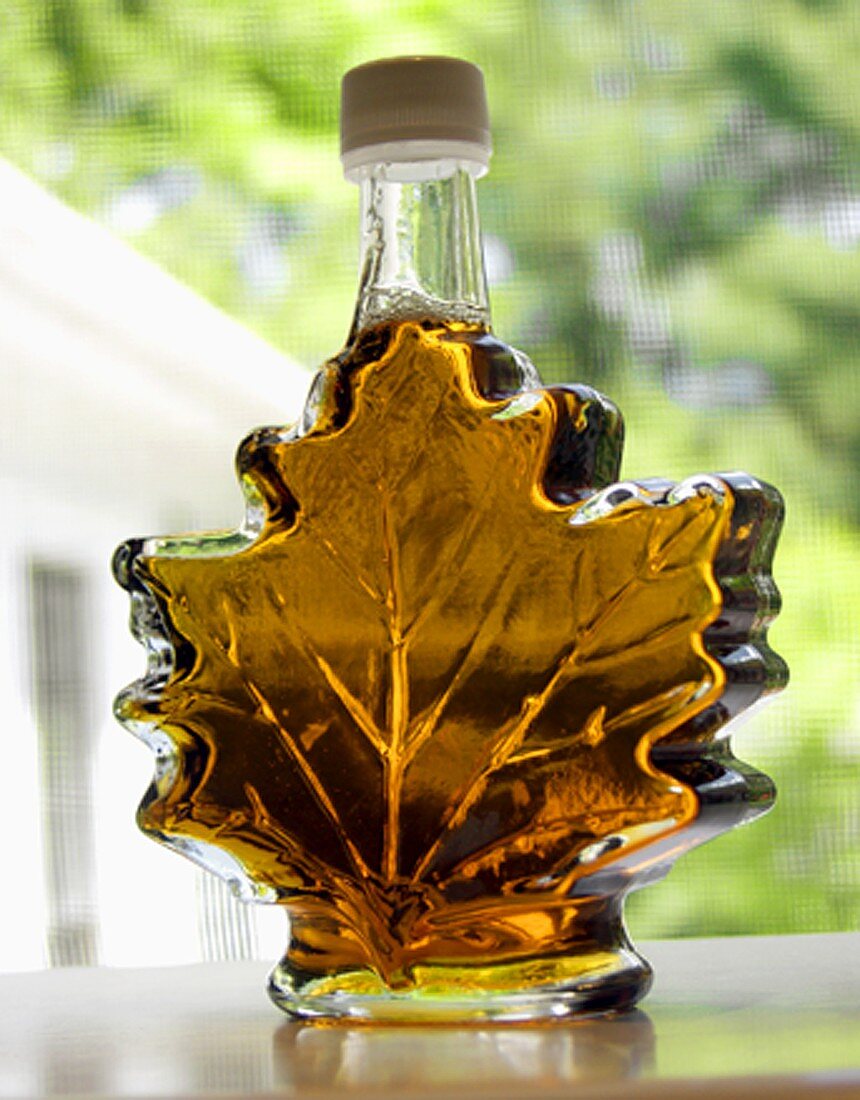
[267,945,652,1023]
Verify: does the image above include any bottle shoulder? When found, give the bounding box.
[331,319,543,400]
[286,319,624,506]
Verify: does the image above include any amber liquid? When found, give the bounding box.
[117,320,734,997]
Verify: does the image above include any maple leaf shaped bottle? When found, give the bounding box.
[113,56,787,1022]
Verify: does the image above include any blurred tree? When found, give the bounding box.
[1,0,857,938]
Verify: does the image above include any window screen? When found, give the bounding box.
[1,0,857,967]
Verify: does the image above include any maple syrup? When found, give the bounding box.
[114,57,785,1021]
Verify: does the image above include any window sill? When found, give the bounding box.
[1,932,857,1099]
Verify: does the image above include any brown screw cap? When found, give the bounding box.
[340,56,491,174]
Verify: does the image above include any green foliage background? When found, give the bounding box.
[2,0,857,937]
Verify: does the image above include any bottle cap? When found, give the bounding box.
[340,56,491,179]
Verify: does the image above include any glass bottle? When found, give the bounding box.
[113,57,787,1022]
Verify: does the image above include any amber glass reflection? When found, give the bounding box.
[115,320,785,1018]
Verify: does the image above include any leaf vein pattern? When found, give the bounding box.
[241,782,353,888]
[304,518,383,605]
[382,494,408,881]
[241,675,371,881]
[401,474,498,640]
[310,650,388,758]
[411,634,586,882]
[403,553,521,767]
[385,386,453,499]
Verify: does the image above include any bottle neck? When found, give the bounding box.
[349,162,491,338]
